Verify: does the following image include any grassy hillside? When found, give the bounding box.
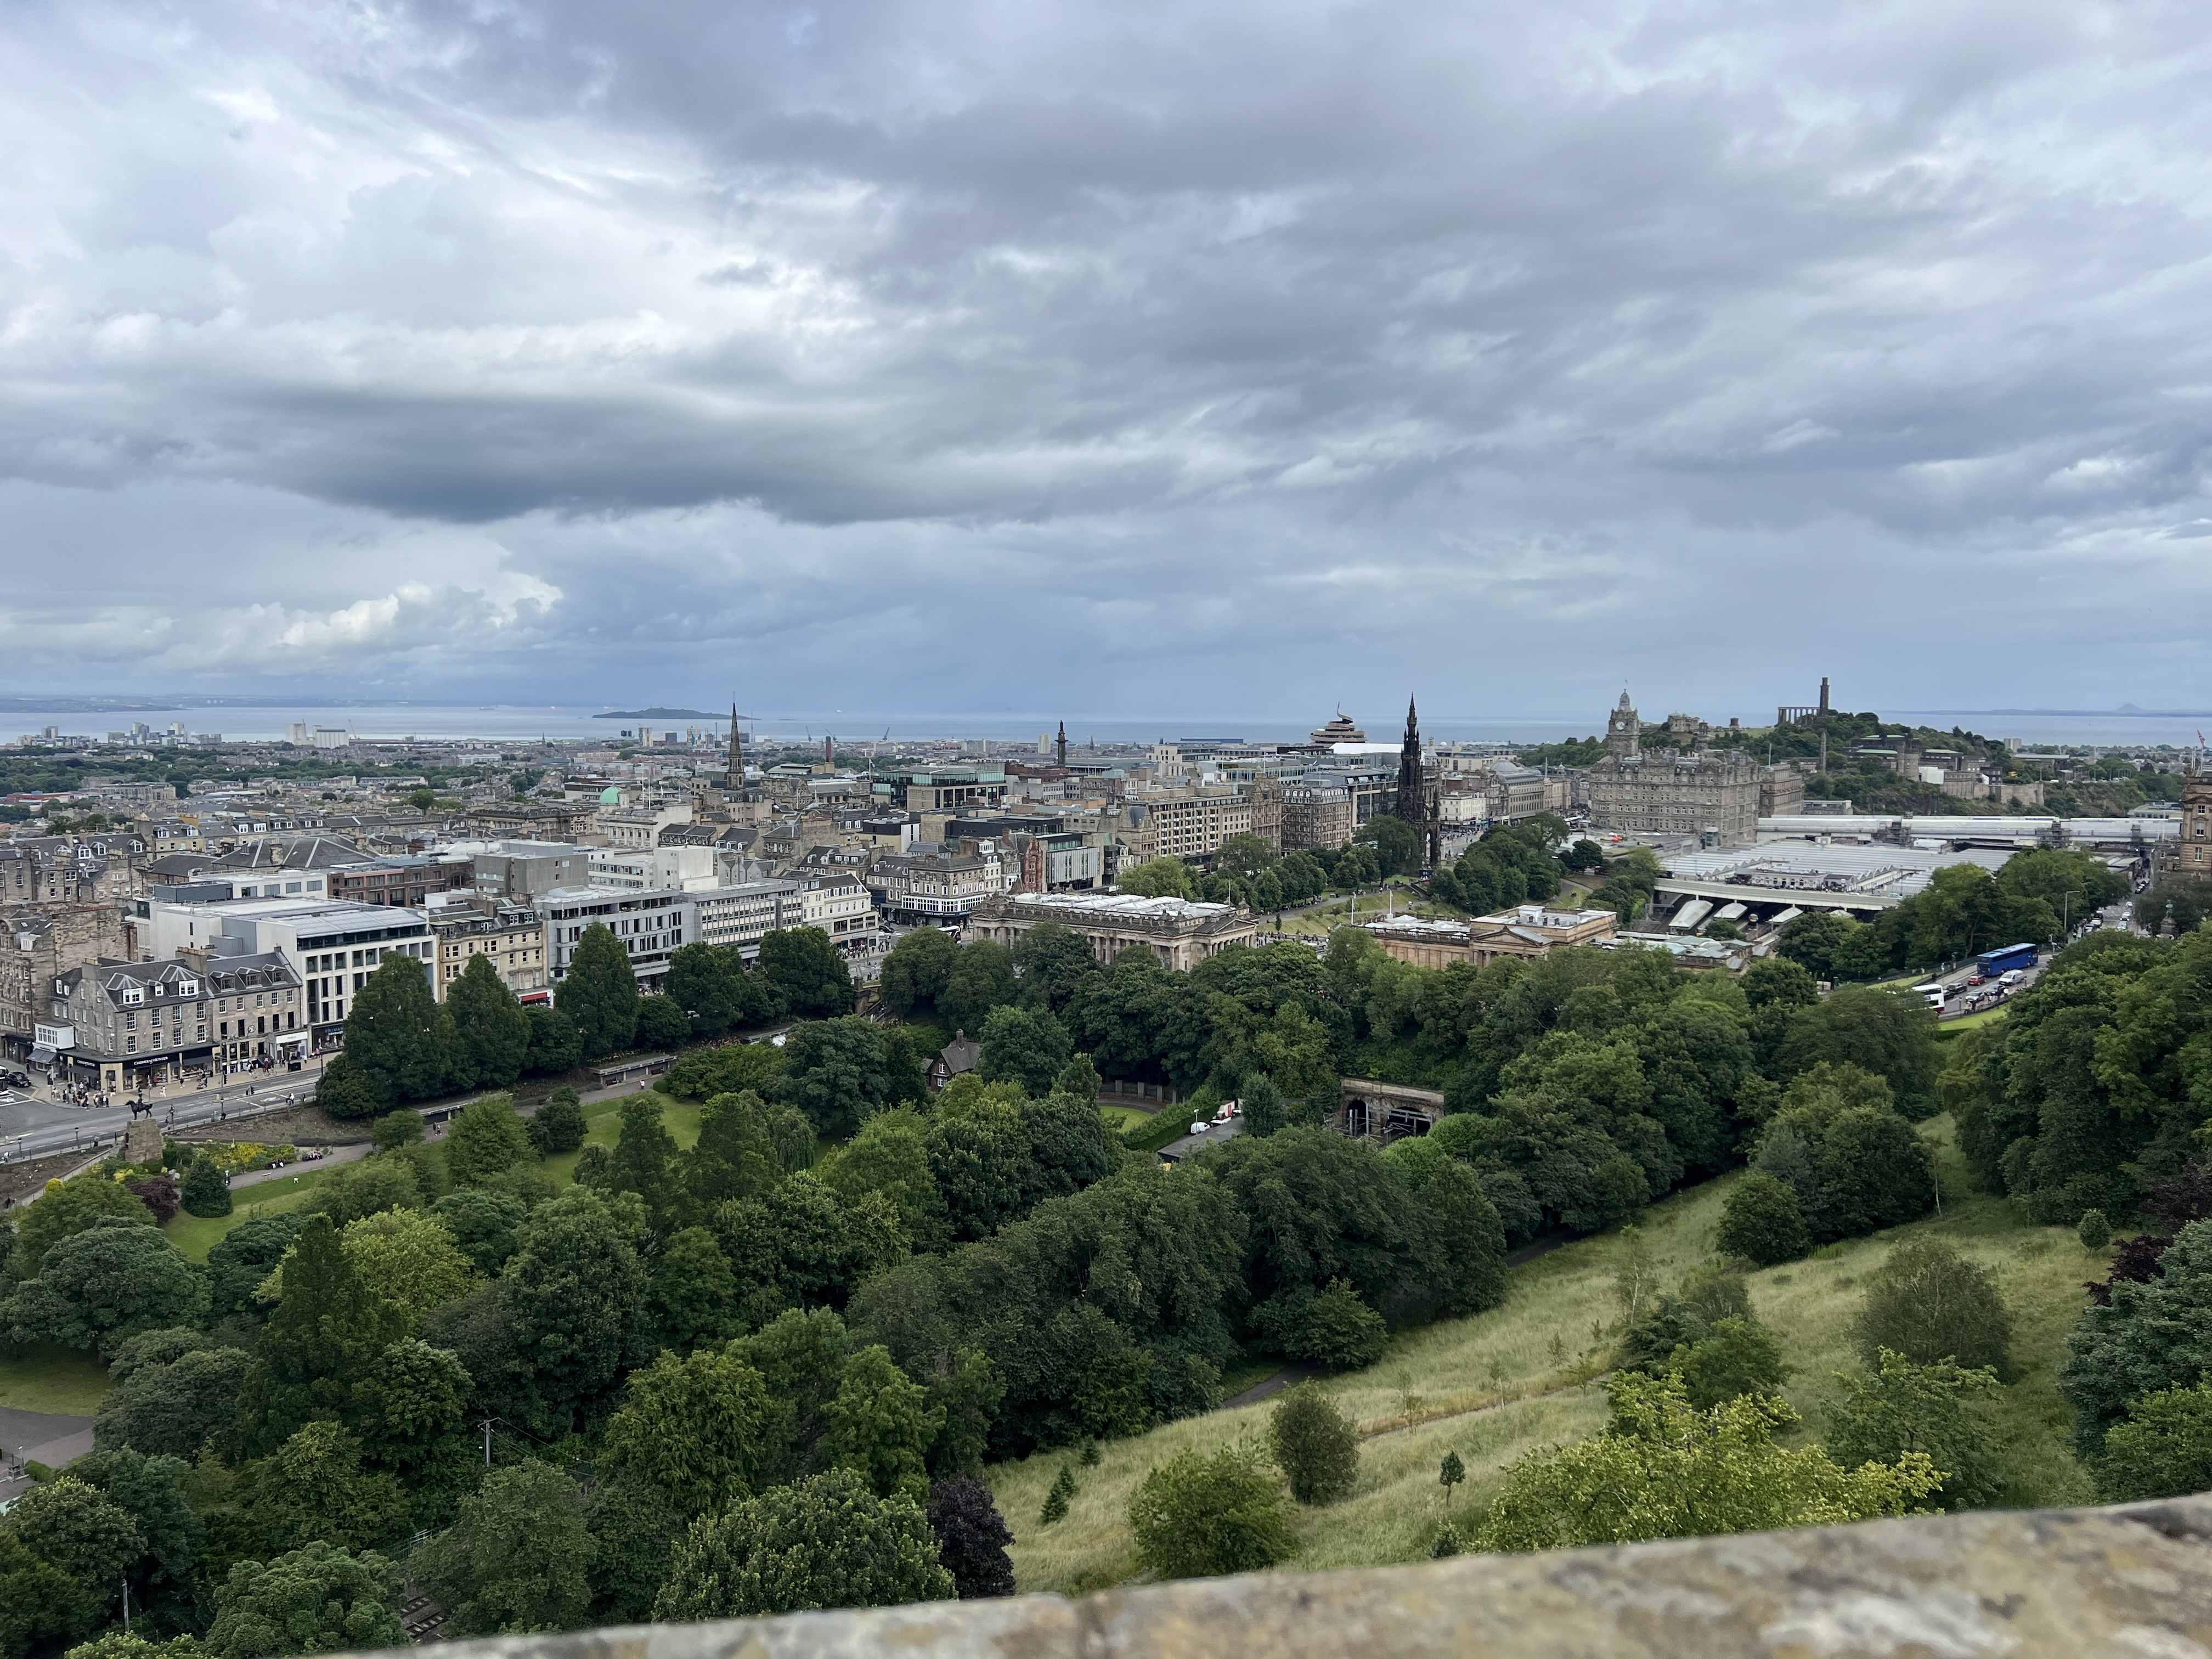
[989,1116,2102,1592]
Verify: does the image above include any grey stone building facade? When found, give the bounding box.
[1586,692,1760,847]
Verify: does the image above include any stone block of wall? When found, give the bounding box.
[375,1493,2212,1659]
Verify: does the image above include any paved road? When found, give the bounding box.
[0,1055,334,1166]
[0,1406,95,1508]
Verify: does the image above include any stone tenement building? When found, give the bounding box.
[969,891,1263,972]
[2166,761,2212,881]
[1586,692,1760,847]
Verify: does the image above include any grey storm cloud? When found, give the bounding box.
[1,0,2209,710]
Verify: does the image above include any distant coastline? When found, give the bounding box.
[594,707,723,720]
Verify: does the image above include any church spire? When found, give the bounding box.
[726,703,744,793]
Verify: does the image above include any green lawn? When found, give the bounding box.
[541,1090,703,1185]
[1099,1106,1154,1135]
[1937,1007,2012,1040]
[165,1167,342,1262]
[991,1115,2098,1593]
[0,1341,109,1415]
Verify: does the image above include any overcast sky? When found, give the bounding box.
[3,0,2209,721]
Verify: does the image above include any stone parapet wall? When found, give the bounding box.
[375,1494,2212,1659]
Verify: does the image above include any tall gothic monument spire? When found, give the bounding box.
[726,703,744,793]
[1395,695,1425,827]
[1055,720,1068,768]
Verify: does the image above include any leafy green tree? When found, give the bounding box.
[1021,1088,1120,1201]
[924,1475,1014,1600]
[659,1041,782,1102]
[2079,1209,2112,1250]
[822,1109,947,1253]
[652,1469,954,1620]
[557,924,640,1061]
[1355,812,1418,878]
[306,1156,425,1227]
[926,1081,1041,1242]
[924,1348,1005,1479]
[416,1460,597,1637]
[334,1210,477,1327]
[1240,1073,1289,1138]
[938,940,1020,1034]
[664,941,738,1037]
[253,1421,408,1553]
[1127,1436,1296,1579]
[527,1086,588,1156]
[4,1221,206,1358]
[428,1188,528,1277]
[1999,846,2126,926]
[1440,1450,1466,1506]
[370,1110,424,1151]
[9,1173,154,1279]
[716,1176,907,1327]
[0,1528,79,1659]
[1776,987,1939,1115]
[636,995,691,1049]
[1115,857,1199,900]
[729,1306,851,1481]
[448,954,533,1091]
[2061,1220,2212,1456]
[977,1003,1073,1097]
[758,927,855,1019]
[777,1016,899,1139]
[308,1051,383,1121]
[651,1226,741,1352]
[4,1477,143,1640]
[74,1447,203,1621]
[1269,1385,1358,1505]
[353,1336,472,1477]
[94,1345,251,1458]
[595,1095,682,1233]
[2136,874,2212,935]
[880,927,960,1018]
[826,1345,944,1500]
[343,952,458,1105]
[1670,1317,1788,1410]
[601,1347,774,1519]
[583,1475,682,1626]
[1006,923,1103,1017]
[203,1215,303,1321]
[444,1094,537,1188]
[180,1155,233,1220]
[523,1003,585,1076]
[235,1215,407,1456]
[2097,1379,2212,1502]
[499,1189,651,1432]
[204,1542,406,1659]
[682,1088,782,1211]
[1827,1349,2004,1510]
[1751,1065,1934,1243]
[1715,1173,1810,1266]
[1476,1372,1941,1551]
[1854,1238,2013,1378]
[1777,909,1860,983]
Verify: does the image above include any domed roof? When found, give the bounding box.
[599,786,621,805]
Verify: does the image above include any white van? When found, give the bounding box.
[1914,983,1946,1010]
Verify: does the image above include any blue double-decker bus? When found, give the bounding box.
[1976,941,2039,978]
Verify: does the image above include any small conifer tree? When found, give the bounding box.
[1039,1462,1077,1525]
